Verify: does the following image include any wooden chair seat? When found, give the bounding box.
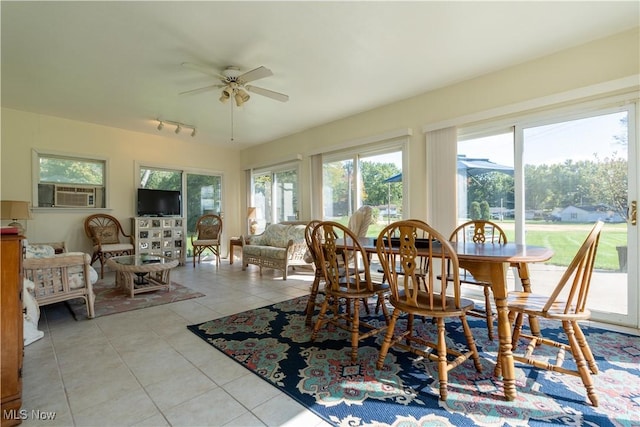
[507,292,591,321]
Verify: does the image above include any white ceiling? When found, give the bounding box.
[2,1,638,148]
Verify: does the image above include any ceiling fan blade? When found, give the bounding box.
[181,62,226,80]
[245,85,289,102]
[238,66,273,84]
[179,84,224,96]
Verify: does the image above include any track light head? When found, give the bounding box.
[156,119,193,137]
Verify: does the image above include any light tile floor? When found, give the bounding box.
[21,259,331,427]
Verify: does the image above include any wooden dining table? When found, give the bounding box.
[358,237,554,401]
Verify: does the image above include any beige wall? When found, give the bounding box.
[240,28,640,224]
[2,28,638,253]
[1,109,243,253]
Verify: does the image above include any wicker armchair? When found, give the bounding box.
[84,214,134,278]
[191,214,222,267]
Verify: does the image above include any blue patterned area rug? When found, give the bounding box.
[187,296,640,426]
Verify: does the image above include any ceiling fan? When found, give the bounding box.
[180,63,289,106]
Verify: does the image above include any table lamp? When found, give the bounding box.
[1,200,32,235]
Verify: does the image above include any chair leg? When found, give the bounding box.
[305,274,322,326]
[376,310,401,370]
[350,298,360,362]
[99,254,105,279]
[483,286,494,341]
[311,298,330,341]
[510,311,524,349]
[564,320,599,407]
[460,315,483,372]
[573,322,598,375]
[436,318,449,400]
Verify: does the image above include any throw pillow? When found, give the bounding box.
[199,224,220,240]
[91,225,119,244]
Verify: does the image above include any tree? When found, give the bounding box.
[470,201,482,219]
[591,153,628,221]
[480,201,491,219]
[360,161,402,207]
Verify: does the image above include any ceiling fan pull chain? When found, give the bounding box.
[230,101,235,142]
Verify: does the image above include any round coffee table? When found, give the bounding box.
[107,254,179,298]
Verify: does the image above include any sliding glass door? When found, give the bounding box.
[519,108,636,326]
[458,105,638,327]
[250,164,299,234]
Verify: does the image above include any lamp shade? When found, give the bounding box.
[247,207,257,219]
[1,200,32,220]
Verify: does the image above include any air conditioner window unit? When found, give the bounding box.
[54,185,96,207]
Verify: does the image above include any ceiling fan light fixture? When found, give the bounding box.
[157,121,164,131]
[235,89,250,107]
[219,88,231,103]
[191,128,196,137]
[175,124,182,134]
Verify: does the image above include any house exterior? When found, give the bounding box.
[559,205,626,223]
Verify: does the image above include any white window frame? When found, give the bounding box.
[320,138,409,220]
[250,161,301,226]
[31,149,109,211]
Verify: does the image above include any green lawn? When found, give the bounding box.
[366,220,626,271]
[510,222,626,271]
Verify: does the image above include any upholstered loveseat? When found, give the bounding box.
[241,221,310,280]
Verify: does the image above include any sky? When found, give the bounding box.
[459,110,628,167]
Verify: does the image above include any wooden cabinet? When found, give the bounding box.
[1,235,24,427]
[132,217,186,265]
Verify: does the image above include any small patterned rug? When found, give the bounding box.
[69,280,204,318]
[188,296,640,427]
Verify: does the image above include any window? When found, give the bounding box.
[34,151,106,208]
[250,163,299,233]
[322,146,404,237]
[457,131,514,224]
[139,167,182,191]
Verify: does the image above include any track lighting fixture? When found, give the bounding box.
[155,119,196,137]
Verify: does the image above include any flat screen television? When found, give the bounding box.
[137,188,181,216]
